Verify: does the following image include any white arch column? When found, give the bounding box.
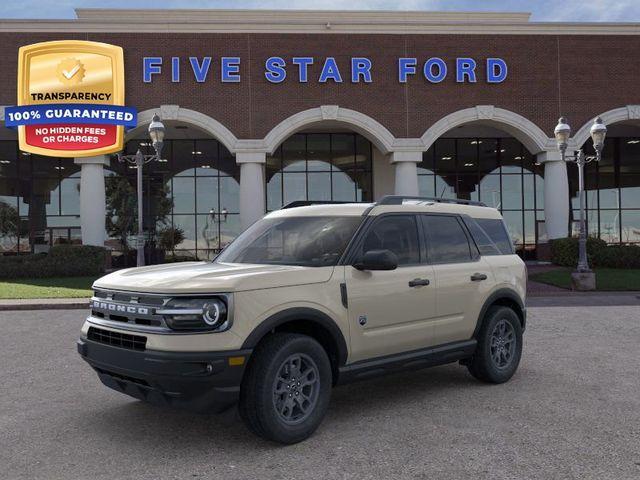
[538,151,569,239]
[391,151,421,196]
[237,151,266,230]
[74,155,109,246]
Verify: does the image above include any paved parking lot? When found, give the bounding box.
[1,303,639,480]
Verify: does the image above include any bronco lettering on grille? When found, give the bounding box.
[91,301,149,315]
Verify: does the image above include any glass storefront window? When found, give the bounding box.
[0,147,85,253]
[502,210,524,247]
[219,176,240,213]
[195,177,219,214]
[307,172,332,201]
[112,138,241,261]
[423,136,544,256]
[621,210,640,243]
[417,175,435,197]
[500,138,523,174]
[620,138,640,174]
[479,175,501,208]
[599,210,620,244]
[478,139,499,173]
[172,177,196,214]
[282,135,306,172]
[621,174,640,209]
[307,134,331,171]
[570,136,640,244]
[332,171,358,201]
[3,131,640,259]
[434,138,456,176]
[283,173,307,204]
[266,133,373,210]
[60,176,80,216]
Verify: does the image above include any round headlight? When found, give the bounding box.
[203,301,226,326]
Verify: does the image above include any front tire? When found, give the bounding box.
[467,306,523,384]
[239,333,332,444]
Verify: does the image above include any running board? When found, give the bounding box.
[337,339,477,385]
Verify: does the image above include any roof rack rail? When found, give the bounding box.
[376,195,487,207]
[281,200,366,209]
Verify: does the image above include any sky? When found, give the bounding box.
[0,0,639,22]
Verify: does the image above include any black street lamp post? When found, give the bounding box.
[553,116,607,289]
[117,113,166,267]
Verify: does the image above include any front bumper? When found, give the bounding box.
[77,337,252,413]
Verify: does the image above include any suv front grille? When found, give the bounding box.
[89,289,171,332]
[88,326,147,351]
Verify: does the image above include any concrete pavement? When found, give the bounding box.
[0,305,639,479]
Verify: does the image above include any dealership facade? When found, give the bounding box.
[0,9,639,261]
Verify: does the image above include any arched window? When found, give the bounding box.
[419,137,544,258]
[0,140,82,253]
[266,133,373,211]
[115,138,240,261]
[569,135,640,244]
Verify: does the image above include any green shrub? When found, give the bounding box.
[157,226,185,252]
[593,244,640,269]
[0,245,107,279]
[550,237,640,268]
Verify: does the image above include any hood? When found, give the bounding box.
[93,261,335,294]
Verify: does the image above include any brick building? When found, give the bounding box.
[0,9,639,261]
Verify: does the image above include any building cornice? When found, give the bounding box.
[75,9,534,24]
[0,9,638,35]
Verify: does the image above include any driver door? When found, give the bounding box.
[345,214,436,362]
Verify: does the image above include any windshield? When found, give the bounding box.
[216,216,362,267]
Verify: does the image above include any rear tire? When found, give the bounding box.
[239,333,332,444]
[467,306,523,384]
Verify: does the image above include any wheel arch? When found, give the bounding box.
[473,288,526,339]
[241,307,349,382]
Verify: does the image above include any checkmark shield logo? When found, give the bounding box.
[56,58,85,85]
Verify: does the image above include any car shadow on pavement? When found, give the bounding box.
[328,364,475,421]
[81,363,478,450]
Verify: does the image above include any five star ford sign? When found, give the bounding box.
[4,40,137,157]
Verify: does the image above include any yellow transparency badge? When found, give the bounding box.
[8,40,131,158]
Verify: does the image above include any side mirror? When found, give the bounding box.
[353,249,398,271]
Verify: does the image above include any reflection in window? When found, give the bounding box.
[420,137,544,256]
[422,215,472,263]
[363,215,420,265]
[569,137,640,244]
[266,133,373,210]
[0,144,82,253]
[120,138,240,261]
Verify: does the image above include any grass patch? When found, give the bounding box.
[530,268,640,291]
[0,276,96,299]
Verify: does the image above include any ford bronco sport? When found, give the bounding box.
[78,195,526,444]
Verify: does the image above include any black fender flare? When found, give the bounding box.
[472,288,526,338]
[241,307,349,366]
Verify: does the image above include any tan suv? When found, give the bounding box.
[78,195,526,444]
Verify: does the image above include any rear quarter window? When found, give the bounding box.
[472,218,514,255]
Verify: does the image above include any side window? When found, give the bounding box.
[462,217,501,256]
[422,215,472,263]
[475,218,514,254]
[360,215,420,266]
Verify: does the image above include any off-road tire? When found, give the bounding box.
[239,333,332,444]
[467,306,523,384]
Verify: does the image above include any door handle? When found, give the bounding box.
[470,273,488,282]
[409,278,430,287]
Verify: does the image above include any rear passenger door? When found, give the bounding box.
[421,214,494,345]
